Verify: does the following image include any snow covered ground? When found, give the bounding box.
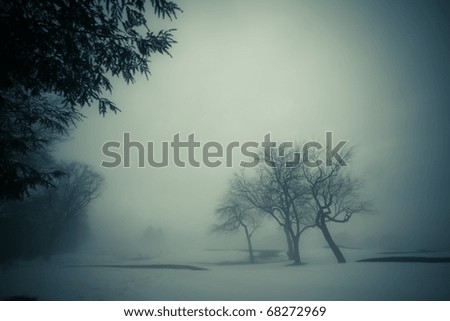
[1,247,449,300]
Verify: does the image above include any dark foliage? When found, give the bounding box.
[0,0,180,199]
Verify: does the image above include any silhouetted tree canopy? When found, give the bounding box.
[0,0,181,200]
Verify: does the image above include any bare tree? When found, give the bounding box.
[43,162,104,259]
[53,162,103,219]
[213,191,261,263]
[0,161,103,261]
[301,147,372,263]
[218,144,370,265]
[233,148,315,265]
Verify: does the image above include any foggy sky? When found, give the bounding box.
[57,0,450,253]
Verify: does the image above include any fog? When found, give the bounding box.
[53,0,450,255]
[2,0,450,301]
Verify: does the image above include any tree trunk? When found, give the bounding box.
[319,221,346,263]
[243,225,255,263]
[283,227,294,260]
[292,234,302,265]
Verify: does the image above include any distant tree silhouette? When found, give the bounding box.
[0,161,103,261]
[0,0,181,199]
[42,162,103,259]
[141,225,166,254]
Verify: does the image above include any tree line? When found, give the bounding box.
[214,146,372,265]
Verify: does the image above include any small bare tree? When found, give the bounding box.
[213,192,261,263]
